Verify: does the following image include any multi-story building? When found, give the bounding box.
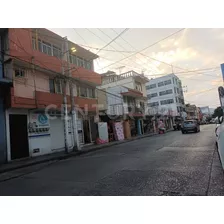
[185,104,197,119]
[98,70,149,136]
[146,74,185,118]
[0,29,12,164]
[1,28,101,162]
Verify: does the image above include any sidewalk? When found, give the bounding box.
[0,131,166,174]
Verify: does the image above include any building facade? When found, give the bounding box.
[146,74,185,117]
[0,29,12,164]
[98,70,149,137]
[185,104,197,119]
[2,28,101,162]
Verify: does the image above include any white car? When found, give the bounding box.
[216,116,224,169]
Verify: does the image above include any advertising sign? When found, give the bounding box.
[28,113,50,137]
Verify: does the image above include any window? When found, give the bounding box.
[158,81,164,87]
[15,68,25,78]
[53,46,61,59]
[146,84,156,90]
[147,93,158,99]
[77,57,84,67]
[164,79,172,85]
[70,54,77,65]
[159,89,173,96]
[172,77,175,84]
[160,99,174,105]
[174,87,176,94]
[135,82,142,91]
[80,86,87,97]
[88,88,95,98]
[176,97,178,103]
[55,80,62,94]
[49,79,55,93]
[38,40,42,51]
[42,41,52,56]
[148,102,159,107]
[176,88,180,94]
[86,61,92,70]
[32,38,37,50]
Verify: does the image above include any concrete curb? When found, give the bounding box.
[0,129,173,174]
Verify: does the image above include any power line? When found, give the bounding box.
[98,28,186,71]
[86,28,153,72]
[96,28,129,55]
[23,28,217,79]
[73,29,89,46]
[109,28,158,74]
[8,35,220,83]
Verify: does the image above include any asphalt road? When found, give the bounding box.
[1,124,224,196]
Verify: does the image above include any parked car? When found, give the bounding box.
[216,116,224,169]
[181,120,200,134]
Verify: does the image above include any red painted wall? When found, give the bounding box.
[8,28,102,85]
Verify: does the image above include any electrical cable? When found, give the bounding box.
[98,28,185,71]
[95,28,129,55]
[86,28,153,72]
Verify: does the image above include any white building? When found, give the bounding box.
[146,74,185,117]
[98,70,149,116]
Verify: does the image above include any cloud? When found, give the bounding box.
[211,78,223,86]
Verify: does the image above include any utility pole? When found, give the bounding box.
[62,37,69,153]
[64,37,80,151]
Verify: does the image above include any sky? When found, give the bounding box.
[50,28,224,109]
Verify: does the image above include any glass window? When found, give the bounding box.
[160,99,174,105]
[77,57,84,67]
[80,86,87,97]
[38,40,42,51]
[158,81,164,87]
[88,88,95,98]
[42,41,52,56]
[32,38,36,50]
[87,61,92,70]
[159,89,173,96]
[72,55,77,65]
[147,93,158,99]
[148,102,159,107]
[164,79,172,85]
[49,79,55,93]
[55,80,62,94]
[15,68,25,78]
[53,46,61,59]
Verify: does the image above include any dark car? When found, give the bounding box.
[181,120,200,134]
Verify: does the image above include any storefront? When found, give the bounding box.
[5,109,75,161]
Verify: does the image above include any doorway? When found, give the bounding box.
[9,114,29,160]
[83,119,91,144]
[89,116,97,142]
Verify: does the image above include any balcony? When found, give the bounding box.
[8,89,98,112]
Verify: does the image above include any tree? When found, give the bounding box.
[212,107,223,118]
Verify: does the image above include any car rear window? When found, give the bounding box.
[184,121,195,124]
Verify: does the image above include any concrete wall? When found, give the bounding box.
[96,89,107,111]
[5,108,74,161]
[99,77,135,90]
[106,86,126,115]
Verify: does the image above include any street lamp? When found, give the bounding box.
[71,47,76,53]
